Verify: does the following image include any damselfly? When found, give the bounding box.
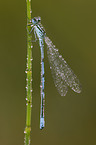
[27,16,81,130]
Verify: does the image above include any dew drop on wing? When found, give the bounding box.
[44,36,81,96]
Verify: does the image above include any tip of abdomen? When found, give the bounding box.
[40,117,45,130]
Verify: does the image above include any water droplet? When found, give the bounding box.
[24,130,26,134]
[24,139,25,143]
[59,55,62,58]
[40,85,42,88]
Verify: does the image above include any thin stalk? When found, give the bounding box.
[24,0,33,145]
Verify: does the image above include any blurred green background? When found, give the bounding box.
[0,0,96,145]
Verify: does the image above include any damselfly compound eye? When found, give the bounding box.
[37,16,41,22]
[32,18,36,24]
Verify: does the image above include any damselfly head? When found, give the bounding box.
[32,17,41,24]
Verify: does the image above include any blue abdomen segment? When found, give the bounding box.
[39,38,45,129]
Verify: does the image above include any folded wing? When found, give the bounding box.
[45,36,81,96]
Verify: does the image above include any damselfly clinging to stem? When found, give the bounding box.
[27,16,81,130]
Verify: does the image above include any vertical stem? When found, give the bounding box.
[24,0,32,145]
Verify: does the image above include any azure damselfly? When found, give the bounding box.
[27,16,81,130]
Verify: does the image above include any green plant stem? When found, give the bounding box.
[24,0,33,145]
